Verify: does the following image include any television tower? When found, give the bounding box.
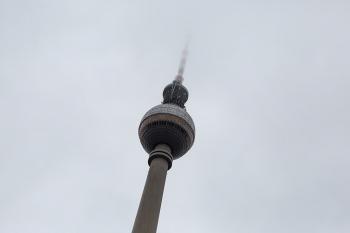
[132,47,195,233]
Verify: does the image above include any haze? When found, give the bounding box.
[0,1,349,233]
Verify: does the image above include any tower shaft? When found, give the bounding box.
[132,145,172,233]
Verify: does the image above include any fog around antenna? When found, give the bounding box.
[175,43,189,83]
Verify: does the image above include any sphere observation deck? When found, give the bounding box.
[138,81,195,160]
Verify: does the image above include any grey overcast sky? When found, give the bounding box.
[1,0,350,232]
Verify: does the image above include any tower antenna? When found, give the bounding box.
[175,42,189,84]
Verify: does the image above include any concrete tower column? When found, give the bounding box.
[132,144,172,233]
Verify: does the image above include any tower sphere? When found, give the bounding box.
[162,80,188,108]
[138,103,195,159]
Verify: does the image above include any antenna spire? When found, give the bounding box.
[175,43,189,84]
